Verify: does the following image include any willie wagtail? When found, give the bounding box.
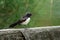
[9,12,32,28]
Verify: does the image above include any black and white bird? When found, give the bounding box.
[9,12,32,28]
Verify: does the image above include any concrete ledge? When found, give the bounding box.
[0,26,60,40]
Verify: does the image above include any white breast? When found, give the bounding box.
[21,18,30,25]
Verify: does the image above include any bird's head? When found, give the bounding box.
[26,12,32,17]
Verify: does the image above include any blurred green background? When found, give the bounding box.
[0,0,60,29]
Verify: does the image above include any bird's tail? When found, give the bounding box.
[9,22,18,28]
[9,20,21,28]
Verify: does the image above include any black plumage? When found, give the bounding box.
[9,13,32,28]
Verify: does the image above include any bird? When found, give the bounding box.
[9,12,32,28]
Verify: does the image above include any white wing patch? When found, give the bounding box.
[21,18,30,25]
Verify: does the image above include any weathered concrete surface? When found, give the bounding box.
[0,30,25,40]
[0,26,60,40]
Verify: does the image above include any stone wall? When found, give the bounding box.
[0,26,60,40]
[0,30,25,40]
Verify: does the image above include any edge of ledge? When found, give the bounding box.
[0,26,60,31]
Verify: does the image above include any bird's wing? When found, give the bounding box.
[20,17,28,22]
[18,17,27,24]
[9,19,26,28]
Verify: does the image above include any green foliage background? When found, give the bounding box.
[0,0,60,29]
